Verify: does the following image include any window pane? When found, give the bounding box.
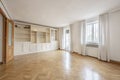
[8,22,13,46]
[86,22,99,44]
[93,23,99,43]
[86,24,93,43]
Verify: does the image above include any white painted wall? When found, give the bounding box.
[71,22,81,54]
[109,10,120,61]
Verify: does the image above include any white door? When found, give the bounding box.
[63,27,71,51]
[0,14,3,62]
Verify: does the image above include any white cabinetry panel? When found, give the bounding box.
[23,42,30,53]
[14,41,58,56]
[14,23,58,56]
[30,43,37,53]
[14,42,23,55]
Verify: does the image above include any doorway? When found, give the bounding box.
[63,27,71,51]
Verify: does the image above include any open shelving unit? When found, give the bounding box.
[14,24,58,43]
[50,28,58,42]
[31,31,37,43]
[14,23,59,55]
[15,24,31,42]
[37,32,46,43]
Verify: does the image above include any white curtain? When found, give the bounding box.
[70,25,73,52]
[69,26,73,52]
[98,13,110,61]
[80,20,86,55]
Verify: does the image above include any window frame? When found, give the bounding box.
[86,21,99,47]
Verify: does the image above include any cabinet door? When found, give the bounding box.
[23,42,30,53]
[37,44,41,52]
[14,42,22,55]
[30,43,37,53]
[6,20,14,63]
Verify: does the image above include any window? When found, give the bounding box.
[86,21,99,45]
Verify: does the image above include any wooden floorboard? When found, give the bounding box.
[0,50,120,80]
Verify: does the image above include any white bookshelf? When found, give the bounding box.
[50,28,58,42]
[46,33,50,42]
[15,24,58,43]
[31,31,37,43]
[14,23,59,55]
[15,24,31,42]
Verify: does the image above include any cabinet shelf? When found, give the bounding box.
[14,24,58,43]
[15,24,31,42]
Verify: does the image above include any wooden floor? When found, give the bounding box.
[0,50,120,80]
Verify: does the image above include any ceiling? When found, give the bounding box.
[3,0,120,27]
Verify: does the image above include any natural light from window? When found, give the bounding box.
[86,21,99,45]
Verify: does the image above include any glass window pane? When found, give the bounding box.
[86,24,93,43]
[8,22,12,46]
[93,23,99,43]
[86,22,99,44]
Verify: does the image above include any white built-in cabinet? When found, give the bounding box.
[14,23,58,56]
[0,14,3,62]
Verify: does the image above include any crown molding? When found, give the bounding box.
[14,19,58,28]
[1,0,12,19]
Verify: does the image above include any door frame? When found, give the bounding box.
[63,27,71,52]
[0,8,7,64]
[5,19,14,63]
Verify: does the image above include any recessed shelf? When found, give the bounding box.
[14,24,58,43]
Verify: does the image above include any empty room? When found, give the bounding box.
[0,0,120,80]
